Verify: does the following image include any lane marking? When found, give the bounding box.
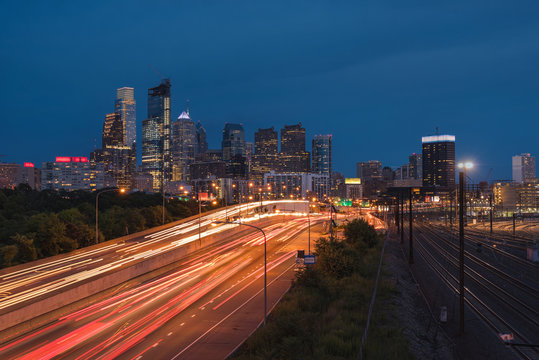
[170,262,296,360]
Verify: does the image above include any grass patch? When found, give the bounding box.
[231,219,414,360]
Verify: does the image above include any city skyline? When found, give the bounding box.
[1,2,538,180]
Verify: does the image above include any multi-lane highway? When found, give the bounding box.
[0,201,298,313]
[0,201,325,359]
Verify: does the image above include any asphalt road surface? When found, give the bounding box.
[0,211,324,359]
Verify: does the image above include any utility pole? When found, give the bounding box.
[198,190,202,245]
[459,171,465,334]
[409,187,413,264]
[396,195,400,233]
[513,213,516,238]
[489,194,493,234]
[449,191,453,227]
[330,202,334,240]
[400,190,404,244]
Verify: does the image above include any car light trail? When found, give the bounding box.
[0,214,316,359]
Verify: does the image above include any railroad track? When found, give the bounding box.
[402,222,539,360]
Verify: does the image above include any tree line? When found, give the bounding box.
[0,184,203,269]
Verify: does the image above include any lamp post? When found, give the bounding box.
[212,220,268,326]
[489,193,493,234]
[400,190,404,244]
[95,188,125,244]
[198,189,202,245]
[409,187,413,264]
[259,187,263,218]
[457,161,473,334]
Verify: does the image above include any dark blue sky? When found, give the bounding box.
[1,1,538,180]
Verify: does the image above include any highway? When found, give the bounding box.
[0,200,301,313]
[0,202,325,359]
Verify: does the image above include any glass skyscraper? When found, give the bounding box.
[172,111,198,181]
[115,87,136,148]
[312,135,332,177]
[222,123,246,178]
[142,79,171,191]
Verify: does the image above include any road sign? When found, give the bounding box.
[304,255,315,264]
[499,333,514,342]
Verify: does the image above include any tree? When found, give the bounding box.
[28,213,66,257]
[0,245,18,268]
[343,218,379,249]
[11,233,37,262]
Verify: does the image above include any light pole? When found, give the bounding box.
[489,193,493,234]
[409,187,413,264]
[259,187,263,218]
[198,189,202,245]
[457,161,473,334]
[95,188,125,244]
[212,220,268,326]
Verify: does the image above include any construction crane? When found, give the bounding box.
[485,168,493,183]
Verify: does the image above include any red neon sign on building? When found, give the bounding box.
[55,157,89,163]
[23,162,35,168]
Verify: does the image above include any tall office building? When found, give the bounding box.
[196,122,208,154]
[222,123,246,179]
[280,123,310,173]
[97,103,135,190]
[255,127,278,154]
[142,79,171,191]
[222,123,245,161]
[171,111,198,181]
[408,153,422,180]
[357,160,382,182]
[421,134,455,189]
[102,113,123,147]
[357,160,382,197]
[312,135,332,177]
[115,87,136,148]
[252,127,279,180]
[512,153,536,183]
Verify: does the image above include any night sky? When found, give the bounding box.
[1,1,538,180]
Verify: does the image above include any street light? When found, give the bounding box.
[95,187,125,244]
[212,220,268,326]
[457,161,473,334]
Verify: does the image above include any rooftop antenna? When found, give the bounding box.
[436,126,439,135]
[186,99,190,116]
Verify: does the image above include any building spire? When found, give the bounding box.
[186,99,190,116]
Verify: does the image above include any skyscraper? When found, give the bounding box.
[171,111,197,181]
[421,134,455,189]
[252,127,279,180]
[196,122,208,154]
[280,123,310,173]
[97,105,135,190]
[222,123,245,161]
[512,153,536,183]
[142,79,171,191]
[102,113,123,147]
[312,135,332,177]
[357,160,382,182]
[115,87,136,148]
[408,153,423,180]
[255,127,278,155]
[222,123,246,178]
[357,160,383,197]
